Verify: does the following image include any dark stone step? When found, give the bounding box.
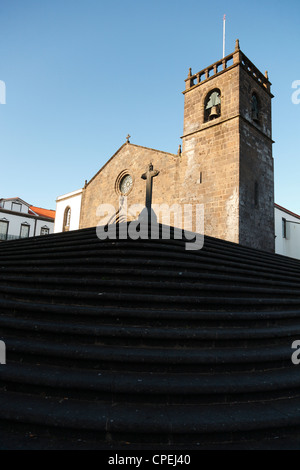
[1,225,300,270]
[1,228,300,274]
[3,335,293,365]
[1,390,300,437]
[1,298,300,321]
[1,225,300,447]
[1,362,299,396]
[1,284,300,309]
[1,243,300,280]
[1,313,299,341]
[0,421,299,449]
[1,274,300,298]
[2,265,300,289]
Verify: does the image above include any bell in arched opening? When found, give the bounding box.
[205,90,221,122]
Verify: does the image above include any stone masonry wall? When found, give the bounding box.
[79,144,181,230]
[238,67,274,251]
[181,65,241,243]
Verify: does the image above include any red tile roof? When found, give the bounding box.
[29,206,56,220]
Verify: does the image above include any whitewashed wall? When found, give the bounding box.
[0,212,54,239]
[275,206,300,260]
[54,189,83,233]
[35,218,54,236]
[2,200,29,214]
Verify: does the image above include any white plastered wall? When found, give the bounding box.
[54,189,83,233]
[275,206,300,260]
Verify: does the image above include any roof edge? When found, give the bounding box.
[275,203,300,220]
[85,142,178,188]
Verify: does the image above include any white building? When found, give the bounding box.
[54,189,83,233]
[275,204,300,260]
[0,197,55,241]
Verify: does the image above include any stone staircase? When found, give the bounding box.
[0,225,300,449]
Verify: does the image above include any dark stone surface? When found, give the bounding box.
[0,225,300,449]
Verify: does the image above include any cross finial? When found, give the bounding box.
[126,134,131,143]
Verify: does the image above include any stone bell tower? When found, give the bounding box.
[181,40,275,252]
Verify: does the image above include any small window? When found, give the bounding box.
[20,223,30,238]
[63,207,71,232]
[12,202,22,212]
[204,89,221,122]
[40,226,50,236]
[282,218,287,239]
[0,220,9,240]
[251,93,260,122]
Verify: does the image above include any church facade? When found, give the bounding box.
[55,40,275,253]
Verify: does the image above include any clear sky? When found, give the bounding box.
[0,0,299,213]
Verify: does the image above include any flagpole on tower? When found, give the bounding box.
[223,14,226,58]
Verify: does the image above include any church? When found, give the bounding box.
[55,39,276,253]
[2,40,300,450]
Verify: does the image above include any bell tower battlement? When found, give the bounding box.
[182,39,273,142]
[184,39,271,92]
[181,40,275,252]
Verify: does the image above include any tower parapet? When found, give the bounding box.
[185,40,272,95]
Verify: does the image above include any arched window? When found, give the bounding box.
[63,207,71,232]
[251,93,260,122]
[204,89,221,122]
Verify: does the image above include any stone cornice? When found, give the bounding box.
[181,114,275,144]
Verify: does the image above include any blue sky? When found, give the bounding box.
[0,0,299,213]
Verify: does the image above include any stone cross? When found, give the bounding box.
[141,162,159,214]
